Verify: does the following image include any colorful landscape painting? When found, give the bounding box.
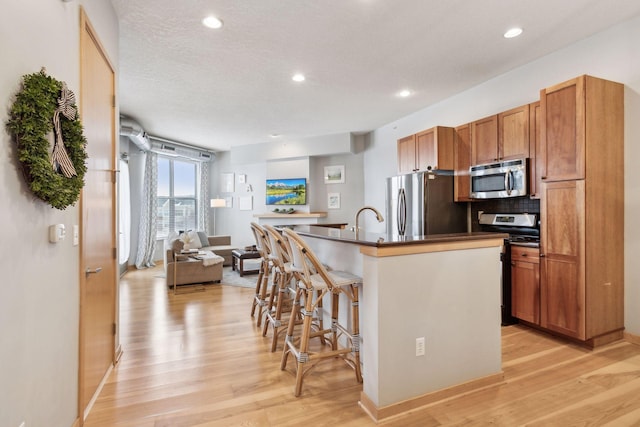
[266,178,307,205]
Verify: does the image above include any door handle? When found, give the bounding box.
[85,267,103,276]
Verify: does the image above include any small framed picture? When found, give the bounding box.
[239,195,252,211]
[327,192,341,209]
[222,173,234,193]
[324,165,345,184]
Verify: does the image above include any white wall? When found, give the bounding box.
[363,15,640,335]
[211,149,366,249]
[0,1,118,426]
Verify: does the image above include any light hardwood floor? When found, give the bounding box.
[84,266,640,426]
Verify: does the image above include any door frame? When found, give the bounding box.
[78,6,120,424]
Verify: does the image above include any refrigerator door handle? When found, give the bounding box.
[398,188,406,235]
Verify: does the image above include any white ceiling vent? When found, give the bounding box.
[150,138,215,162]
[119,116,215,161]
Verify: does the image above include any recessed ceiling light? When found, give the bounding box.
[397,90,411,98]
[504,27,523,38]
[202,15,223,29]
[269,133,280,138]
[292,73,306,82]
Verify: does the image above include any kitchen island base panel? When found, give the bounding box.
[361,246,503,408]
[295,228,505,418]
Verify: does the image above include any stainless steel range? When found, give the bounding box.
[479,213,540,325]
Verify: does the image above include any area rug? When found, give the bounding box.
[152,266,257,288]
[220,266,258,288]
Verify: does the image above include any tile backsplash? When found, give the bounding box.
[469,197,540,231]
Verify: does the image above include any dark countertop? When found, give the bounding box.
[289,225,508,248]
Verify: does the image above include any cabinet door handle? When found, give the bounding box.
[521,253,527,257]
[539,254,546,258]
[541,176,547,180]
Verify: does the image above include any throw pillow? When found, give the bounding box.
[181,230,202,250]
[197,231,209,247]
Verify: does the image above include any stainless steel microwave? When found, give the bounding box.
[469,158,528,199]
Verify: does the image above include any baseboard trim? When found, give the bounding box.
[624,331,640,346]
[359,371,505,423]
[83,362,114,422]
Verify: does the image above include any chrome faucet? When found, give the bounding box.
[355,206,384,237]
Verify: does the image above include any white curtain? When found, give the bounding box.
[198,161,210,234]
[135,151,158,269]
[118,158,131,265]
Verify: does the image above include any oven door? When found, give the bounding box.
[470,159,528,199]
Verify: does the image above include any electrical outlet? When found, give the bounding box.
[415,337,425,356]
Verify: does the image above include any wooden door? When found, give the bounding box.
[529,101,541,199]
[540,180,585,340]
[539,76,586,182]
[511,246,540,324]
[397,134,416,174]
[498,104,529,160]
[471,114,498,165]
[454,124,471,202]
[79,9,118,421]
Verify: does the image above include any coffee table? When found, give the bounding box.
[231,249,261,276]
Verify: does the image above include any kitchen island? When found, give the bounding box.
[291,225,507,423]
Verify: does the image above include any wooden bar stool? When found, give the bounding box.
[261,225,296,351]
[249,222,273,327]
[280,228,363,396]
[261,225,325,352]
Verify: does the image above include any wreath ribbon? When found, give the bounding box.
[51,82,77,177]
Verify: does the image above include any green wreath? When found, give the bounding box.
[6,69,87,210]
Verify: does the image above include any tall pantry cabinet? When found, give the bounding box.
[539,75,624,346]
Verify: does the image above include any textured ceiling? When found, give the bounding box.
[110,0,640,152]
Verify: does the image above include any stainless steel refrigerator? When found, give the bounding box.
[386,171,467,236]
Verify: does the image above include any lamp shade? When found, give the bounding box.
[210,198,226,208]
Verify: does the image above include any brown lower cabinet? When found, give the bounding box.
[511,246,540,325]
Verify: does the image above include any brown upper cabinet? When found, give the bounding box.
[471,114,498,165]
[454,123,472,202]
[397,134,416,174]
[397,126,454,174]
[471,105,531,166]
[499,104,530,161]
[539,76,590,182]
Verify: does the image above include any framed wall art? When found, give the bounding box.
[327,192,341,209]
[324,165,345,184]
[221,173,235,193]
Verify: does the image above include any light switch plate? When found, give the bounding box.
[73,225,79,246]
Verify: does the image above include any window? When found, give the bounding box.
[156,156,198,238]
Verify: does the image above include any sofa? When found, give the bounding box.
[164,235,236,287]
